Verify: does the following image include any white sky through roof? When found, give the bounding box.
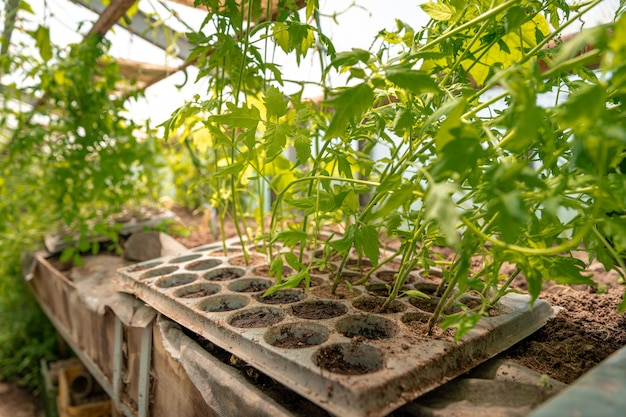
[5,0,622,125]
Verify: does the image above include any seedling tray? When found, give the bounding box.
[115,239,553,417]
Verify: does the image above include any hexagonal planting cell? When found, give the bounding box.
[174,283,221,299]
[139,265,178,279]
[199,294,249,312]
[264,322,329,348]
[314,342,383,375]
[115,237,554,417]
[256,289,305,305]
[185,259,222,271]
[228,278,272,293]
[291,300,347,320]
[203,267,245,281]
[336,314,398,340]
[229,306,284,328]
[169,254,202,264]
[155,273,197,289]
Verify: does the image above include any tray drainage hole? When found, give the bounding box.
[185,259,223,271]
[336,314,398,340]
[198,294,249,312]
[228,278,272,293]
[129,261,163,272]
[174,283,221,299]
[140,265,178,279]
[228,307,285,328]
[353,296,408,314]
[229,254,266,266]
[155,273,197,288]
[291,300,347,320]
[314,343,383,375]
[257,289,305,305]
[169,254,202,264]
[264,322,329,349]
[204,267,245,281]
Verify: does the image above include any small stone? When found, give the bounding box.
[123,231,188,261]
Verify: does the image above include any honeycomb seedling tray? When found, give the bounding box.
[115,239,553,417]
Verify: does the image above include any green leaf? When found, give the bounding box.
[392,107,415,135]
[371,183,415,220]
[264,86,288,120]
[283,252,305,271]
[492,191,529,243]
[503,6,527,34]
[269,257,284,281]
[435,99,466,150]
[355,225,380,266]
[323,83,374,139]
[336,154,353,179]
[274,230,307,248]
[33,25,52,62]
[546,257,595,286]
[420,2,455,21]
[59,247,75,263]
[385,212,403,233]
[263,123,290,162]
[330,224,356,253]
[402,290,430,300]
[294,133,311,165]
[19,0,35,13]
[424,182,460,250]
[430,133,484,182]
[284,196,316,210]
[557,83,606,129]
[263,270,309,296]
[440,311,482,341]
[305,0,318,21]
[212,103,261,129]
[385,64,441,95]
[330,48,371,69]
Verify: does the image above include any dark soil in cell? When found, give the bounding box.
[310,284,361,300]
[352,296,407,314]
[314,342,381,375]
[229,254,266,266]
[204,268,243,281]
[253,264,293,277]
[257,290,303,305]
[290,300,347,320]
[179,289,216,298]
[402,313,455,340]
[229,309,284,328]
[344,258,374,272]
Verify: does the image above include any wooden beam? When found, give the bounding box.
[89,0,138,36]
[73,0,194,60]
